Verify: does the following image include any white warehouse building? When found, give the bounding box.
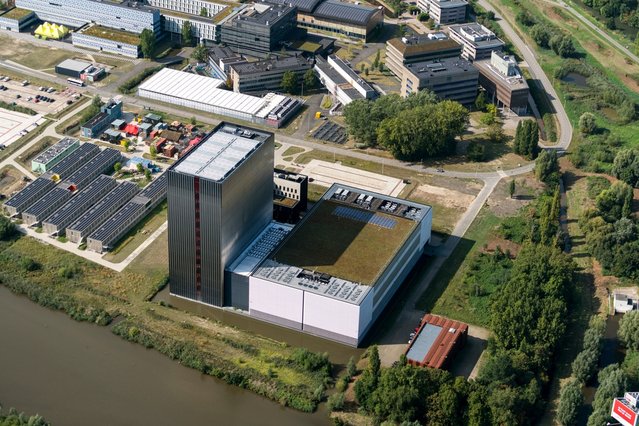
[138,68,302,128]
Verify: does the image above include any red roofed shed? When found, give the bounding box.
[124,124,139,135]
[405,314,468,369]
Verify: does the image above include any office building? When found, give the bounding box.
[474,51,529,114]
[295,0,383,41]
[273,168,308,223]
[0,7,36,32]
[229,56,313,95]
[448,23,505,60]
[31,137,79,173]
[314,54,376,105]
[401,56,478,104]
[73,25,142,58]
[15,0,161,34]
[81,98,123,138]
[138,68,301,128]
[220,3,297,58]
[168,123,274,306]
[145,0,227,17]
[417,0,467,24]
[162,12,219,44]
[208,45,246,80]
[386,34,462,78]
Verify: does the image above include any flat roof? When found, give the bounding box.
[407,57,476,79]
[432,0,468,8]
[448,23,505,49]
[312,0,380,26]
[228,222,294,276]
[473,57,529,90]
[173,124,270,181]
[314,57,364,101]
[81,25,140,45]
[405,314,468,369]
[139,68,289,117]
[56,59,92,74]
[328,55,375,93]
[231,56,310,76]
[32,137,78,166]
[0,7,33,19]
[66,148,121,188]
[387,36,461,57]
[4,175,56,212]
[226,3,294,26]
[267,184,428,286]
[48,142,100,178]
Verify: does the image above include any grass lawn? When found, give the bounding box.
[307,183,327,203]
[273,200,416,285]
[282,146,305,157]
[0,63,63,91]
[415,209,502,323]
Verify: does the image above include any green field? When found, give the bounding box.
[273,199,416,285]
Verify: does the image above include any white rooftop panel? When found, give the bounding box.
[174,127,263,181]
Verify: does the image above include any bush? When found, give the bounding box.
[119,66,164,94]
[557,379,583,426]
[543,113,557,143]
[623,350,639,388]
[612,149,639,188]
[467,143,486,162]
[0,214,16,240]
[586,176,611,199]
[327,392,345,412]
[21,257,40,272]
[579,112,597,135]
[619,311,639,350]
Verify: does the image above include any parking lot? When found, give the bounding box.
[0,109,44,147]
[0,75,80,115]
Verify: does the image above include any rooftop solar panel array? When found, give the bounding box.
[49,142,100,178]
[3,175,56,215]
[22,186,73,225]
[87,174,168,252]
[312,0,378,26]
[42,175,117,235]
[66,181,139,242]
[66,148,121,188]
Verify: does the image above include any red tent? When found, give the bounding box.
[124,124,139,135]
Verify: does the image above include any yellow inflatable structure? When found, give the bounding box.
[34,22,69,40]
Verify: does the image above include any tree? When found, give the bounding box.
[303,69,317,91]
[475,91,487,111]
[114,162,122,173]
[509,179,516,199]
[354,346,381,412]
[557,379,583,426]
[347,356,357,377]
[200,6,208,16]
[181,21,193,46]
[579,112,597,134]
[149,144,157,159]
[530,24,552,48]
[612,149,639,187]
[140,28,156,59]
[596,181,633,222]
[485,123,504,143]
[191,44,208,63]
[81,95,103,124]
[364,67,369,77]
[121,139,130,151]
[144,168,152,182]
[0,214,16,241]
[136,163,144,174]
[514,119,539,160]
[467,143,485,162]
[535,149,559,186]
[620,311,639,350]
[190,116,197,125]
[327,392,345,412]
[373,50,381,70]
[587,364,628,426]
[281,70,298,94]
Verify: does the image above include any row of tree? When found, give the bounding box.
[516,9,577,58]
[343,91,469,161]
[514,119,540,160]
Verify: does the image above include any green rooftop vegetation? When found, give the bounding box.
[291,40,322,53]
[272,199,416,285]
[212,5,236,24]
[82,25,140,45]
[1,7,33,20]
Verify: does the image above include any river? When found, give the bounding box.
[0,286,331,426]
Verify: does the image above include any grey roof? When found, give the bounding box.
[406,323,442,363]
[49,143,100,178]
[312,0,379,26]
[264,0,324,13]
[314,57,364,100]
[57,59,92,74]
[4,175,56,213]
[231,56,311,76]
[23,186,73,222]
[66,148,121,188]
[42,175,117,233]
[407,56,476,79]
[32,137,78,166]
[173,124,270,182]
[328,54,375,93]
[67,181,139,236]
[226,3,295,27]
[83,112,109,130]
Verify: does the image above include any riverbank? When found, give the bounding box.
[0,234,332,413]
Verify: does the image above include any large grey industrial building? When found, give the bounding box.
[167,122,433,346]
[229,56,313,95]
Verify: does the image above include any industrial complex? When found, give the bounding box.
[167,122,432,346]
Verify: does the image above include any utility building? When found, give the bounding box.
[168,123,274,306]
